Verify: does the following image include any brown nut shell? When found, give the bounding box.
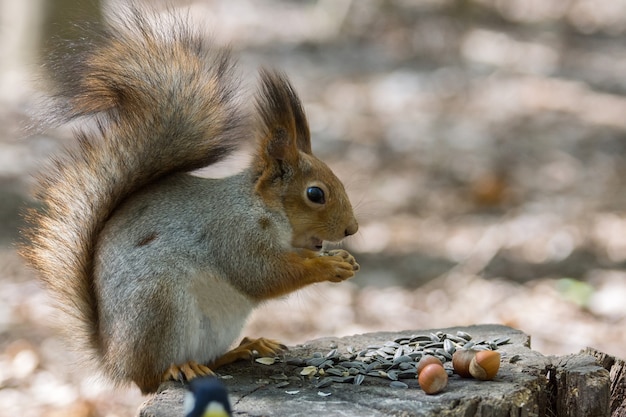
[452,349,477,378]
[417,355,443,374]
[469,350,501,380]
[418,363,448,395]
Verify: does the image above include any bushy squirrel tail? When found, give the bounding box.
[20,8,243,362]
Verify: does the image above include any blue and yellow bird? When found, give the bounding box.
[184,377,233,417]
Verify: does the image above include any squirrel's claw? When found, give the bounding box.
[332,249,360,272]
[323,249,360,282]
[163,361,215,384]
[238,336,288,356]
[209,337,287,369]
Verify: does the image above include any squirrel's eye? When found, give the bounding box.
[306,186,325,204]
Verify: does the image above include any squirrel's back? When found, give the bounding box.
[21,7,244,360]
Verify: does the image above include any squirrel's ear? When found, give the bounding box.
[265,127,297,162]
[256,68,312,162]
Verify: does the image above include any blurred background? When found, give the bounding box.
[2,0,626,415]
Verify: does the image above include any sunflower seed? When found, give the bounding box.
[283,330,510,389]
[339,361,365,369]
[446,335,467,344]
[306,357,327,367]
[387,370,399,381]
[436,348,452,360]
[393,346,404,361]
[409,335,432,343]
[398,369,417,379]
[456,331,472,341]
[256,357,277,365]
[325,368,346,377]
[495,337,511,346]
[365,362,382,372]
[443,339,456,355]
[300,366,318,376]
[390,381,409,389]
[316,378,334,388]
[319,360,334,369]
[393,355,413,366]
[326,349,338,358]
[398,362,415,371]
[380,346,397,355]
[331,376,354,383]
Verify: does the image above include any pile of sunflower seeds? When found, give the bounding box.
[256,330,511,389]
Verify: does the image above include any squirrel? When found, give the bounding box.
[21,7,359,394]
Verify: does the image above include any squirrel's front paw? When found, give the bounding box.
[322,249,360,282]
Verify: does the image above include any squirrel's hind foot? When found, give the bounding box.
[162,360,215,384]
[209,337,287,368]
[160,337,285,386]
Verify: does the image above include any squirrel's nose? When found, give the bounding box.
[345,220,358,237]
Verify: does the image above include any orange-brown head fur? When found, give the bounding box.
[252,69,358,250]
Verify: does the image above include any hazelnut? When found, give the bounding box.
[418,363,448,395]
[417,355,443,374]
[452,349,476,378]
[469,350,501,380]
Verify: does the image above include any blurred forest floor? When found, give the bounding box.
[2,0,626,416]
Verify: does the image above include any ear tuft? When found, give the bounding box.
[255,68,312,157]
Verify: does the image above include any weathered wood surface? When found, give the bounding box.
[584,348,626,417]
[551,353,610,417]
[138,324,614,417]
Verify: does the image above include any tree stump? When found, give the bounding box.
[138,324,615,417]
[584,348,626,417]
